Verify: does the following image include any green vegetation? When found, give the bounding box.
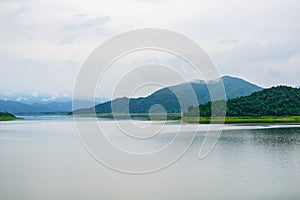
[181,116,300,124]
[182,86,300,123]
[0,112,20,121]
[185,86,300,117]
[73,85,300,124]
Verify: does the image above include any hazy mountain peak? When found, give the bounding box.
[73,76,263,114]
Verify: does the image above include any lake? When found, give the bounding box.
[1,116,300,200]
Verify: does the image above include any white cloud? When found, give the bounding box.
[16,97,27,102]
[0,0,300,96]
[41,93,61,102]
[31,92,38,97]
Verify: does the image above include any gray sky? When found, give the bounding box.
[1,0,300,98]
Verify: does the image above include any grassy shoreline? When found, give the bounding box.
[71,113,300,124]
[0,116,20,121]
[72,113,181,119]
[181,116,300,124]
[0,112,22,121]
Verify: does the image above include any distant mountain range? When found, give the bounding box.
[0,93,70,104]
[73,76,263,114]
[0,93,107,104]
[186,86,300,116]
[0,99,100,115]
[0,76,266,115]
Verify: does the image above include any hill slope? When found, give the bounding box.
[73,76,263,114]
[0,112,18,121]
[186,86,300,116]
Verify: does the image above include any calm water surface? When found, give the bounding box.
[1,116,300,200]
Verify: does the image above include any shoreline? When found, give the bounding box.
[2,114,300,125]
[70,113,300,124]
[180,116,300,124]
[0,116,23,121]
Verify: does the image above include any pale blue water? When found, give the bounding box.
[1,117,300,200]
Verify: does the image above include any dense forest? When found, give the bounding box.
[185,86,300,117]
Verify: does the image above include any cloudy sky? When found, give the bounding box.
[1,0,300,98]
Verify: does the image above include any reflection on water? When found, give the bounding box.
[0,118,300,200]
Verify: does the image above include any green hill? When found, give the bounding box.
[185,86,300,117]
[0,112,19,121]
[73,76,262,115]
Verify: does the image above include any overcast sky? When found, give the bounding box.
[1,0,300,98]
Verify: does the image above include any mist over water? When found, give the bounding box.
[1,117,300,200]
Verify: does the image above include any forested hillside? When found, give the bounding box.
[186,86,300,117]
